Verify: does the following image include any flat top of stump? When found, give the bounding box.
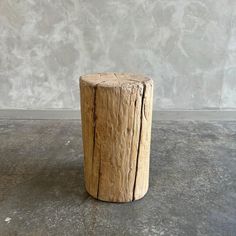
[80,73,152,88]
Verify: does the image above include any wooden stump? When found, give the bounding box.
[80,73,153,202]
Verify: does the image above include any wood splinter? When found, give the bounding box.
[80,73,153,202]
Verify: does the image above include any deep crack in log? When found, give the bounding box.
[133,83,146,201]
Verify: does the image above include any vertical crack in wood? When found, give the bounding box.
[95,76,109,199]
[95,78,113,199]
[97,144,102,198]
[128,90,137,199]
[92,84,97,197]
[132,83,146,201]
[92,81,103,199]
[92,88,97,157]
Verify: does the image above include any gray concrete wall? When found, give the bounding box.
[0,0,235,111]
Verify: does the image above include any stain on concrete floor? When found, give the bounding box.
[0,120,235,236]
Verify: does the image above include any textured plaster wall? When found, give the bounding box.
[0,0,235,110]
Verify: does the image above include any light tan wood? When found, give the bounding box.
[80,73,153,202]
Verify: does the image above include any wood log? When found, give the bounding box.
[80,73,153,202]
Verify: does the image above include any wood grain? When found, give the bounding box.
[80,73,153,202]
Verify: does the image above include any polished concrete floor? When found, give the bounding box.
[0,120,235,236]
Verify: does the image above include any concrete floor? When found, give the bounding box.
[0,120,235,236]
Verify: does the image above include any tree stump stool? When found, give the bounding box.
[80,73,153,202]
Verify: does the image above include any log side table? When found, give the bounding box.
[80,73,153,202]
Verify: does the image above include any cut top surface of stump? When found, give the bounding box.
[80,73,152,88]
